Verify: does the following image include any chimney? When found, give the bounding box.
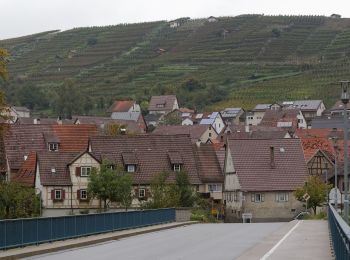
[270,146,275,168]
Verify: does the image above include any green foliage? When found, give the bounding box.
[0,182,40,219]
[3,16,350,112]
[0,48,8,81]
[294,175,332,214]
[104,123,128,136]
[159,111,182,126]
[190,208,219,223]
[53,80,83,119]
[16,85,49,110]
[302,210,327,220]
[88,162,133,210]
[145,170,196,208]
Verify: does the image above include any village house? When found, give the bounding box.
[259,108,307,130]
[89,134,223,206]
[282,100,325,127]
[224,138,309,222]
[2,124,98,182]
[221,108,245,126]
[152,124,218,143]
[329,100,350,117]
[199,112,226,134]
[246,104,278,126]
[148,95,179,115]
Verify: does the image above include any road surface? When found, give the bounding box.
[26,223,284,260]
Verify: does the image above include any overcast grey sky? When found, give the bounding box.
[1,0,350,40]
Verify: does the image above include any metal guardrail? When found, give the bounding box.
[328,203,350,260]
[0,208,175,250]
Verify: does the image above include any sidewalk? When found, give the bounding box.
[237,220,333,260]
[0,221,198,260]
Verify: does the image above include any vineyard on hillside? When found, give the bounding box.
[1,15,350,115]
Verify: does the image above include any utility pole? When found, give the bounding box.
[341,80,350,223]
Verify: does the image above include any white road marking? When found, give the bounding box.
[260,220,301,260]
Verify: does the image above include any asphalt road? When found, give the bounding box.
[27,223,284,260]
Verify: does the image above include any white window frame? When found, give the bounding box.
[208,184,222,192]
[80,189,88,200]
[49,143,58,151]
[127,165,136,173]
[81,166,92,177]
[252,193,264,203]
[276,192,288,202]
[156,104,165,108]
[139,189,145,198]
[173,164,181,172]
[54,190,62,200]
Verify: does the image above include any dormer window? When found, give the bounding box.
[173,164,181,172]
[127,165,136,173]
[49,143,58,151]
[156,103,165,108]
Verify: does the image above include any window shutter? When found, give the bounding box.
[275,193,279,202]
[135,188,139,197]
[77,190,80,200]
[286,193,289,202]
[51,190,55,200]
[262,194,265,202]
[75,167,81,177]
[145,189,150,198]
[62,189,65,200]
[251,193,255,202]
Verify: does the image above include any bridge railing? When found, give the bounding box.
[0,208,175,250]
[328,203,350,260]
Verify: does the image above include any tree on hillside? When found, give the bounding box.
[0,48,8,81]
[53,80,83,119]
[0,182,41,219]
[294,175,332,214]
[88,162,133,211]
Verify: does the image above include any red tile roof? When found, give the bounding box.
[227,138,309,191]
[12,152,37,187]
[259,109,299,129]
[90,134,201,184]
[108,100,136,113]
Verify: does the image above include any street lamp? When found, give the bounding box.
[329,128,339,210]
[341,80,350,223]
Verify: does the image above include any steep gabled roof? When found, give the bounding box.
[195,144,223,183]
[12,151,37,187]
[108,100,136,113]
[37,152,76,186]
[260,109,300,129]
[148,95,177,112]
[90,134,201,184]
[227,138,308,191]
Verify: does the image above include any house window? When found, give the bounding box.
[208,184,222,192]
[251,193,264,202]
[298,119,303,123]
[173,164,181,172]
[81,166,92,177]
[80,189,88,200]
[49,143,58,151]
[127,165,136,173]
[139,189,145,198]
[55,190,62,200]
[156,104,165,108]
[247,116,253,120]
[209,132,212,137]
[234,192,238,202]
[276,193,289,202]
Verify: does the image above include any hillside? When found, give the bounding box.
[1,15,350,115]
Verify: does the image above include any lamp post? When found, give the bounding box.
[341,80,350,223]
[330,128,339,210]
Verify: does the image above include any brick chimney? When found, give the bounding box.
[270,146,275,168]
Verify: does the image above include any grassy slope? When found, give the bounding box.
[1,15,350,113]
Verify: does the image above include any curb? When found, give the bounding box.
[0,221,198,260]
